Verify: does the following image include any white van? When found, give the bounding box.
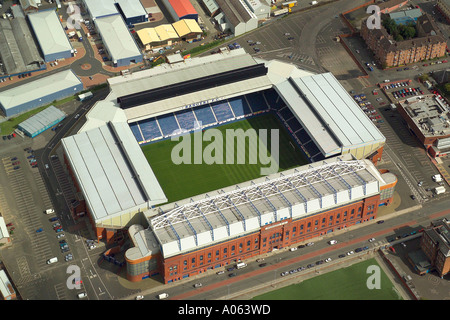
[158,293,169,299]
[328,240,337,245]
[236,262,247,269]
[47,257,58,264]
[45,208,55,214]
[77,292,87,299]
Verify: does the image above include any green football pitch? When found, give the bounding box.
[141,113,309,203]
[252,259,403,300]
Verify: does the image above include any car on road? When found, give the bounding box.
[297,244,305,249]
[227,267,235,272]
[369,238,375,242]
[45,164,49,169]
[259,263,267,267]
[228,273,237,277]
[256,258,264,262]
[347,251,354,255]
[325,258,332,263]
[135,295,144,300]
[194,283,202,288]
[307,264,315,268]
[338,254,346,258]
[306,242,314,246]
[216,270,225,275]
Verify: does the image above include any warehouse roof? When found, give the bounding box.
[215,0,256,26]
[28,10,73,58]
[95,14,142,63]
[115,0,147,19]
[83,0,119,19]
[61,121,167,223]
[18,105,66,135]
[146,154,387,258]
[167,0,198,18]
[0,69,82,112]
[172,19,202,37]
[136,24,178,44]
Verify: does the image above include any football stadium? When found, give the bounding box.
[61,49,396,283]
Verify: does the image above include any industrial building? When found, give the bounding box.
[162,0,198,22]
[115,0,148,25]
[94,14,143,67]
[82,0,119,20]
[172,19,202,41]
[137,24,179,50]
[0,69,83,117]
[19,0,39,13]
[28,9,74,62]
[214,0,258,36]
[18,105,66,138]
[201,0,220,16]
[0,7,44,77]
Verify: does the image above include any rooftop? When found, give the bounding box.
[399,95,450,137]
[94,14,142,63]
[28,10,73,57]
[61,121,167,224]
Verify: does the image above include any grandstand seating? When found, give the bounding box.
[129,89,324,163]
[129,122,144,142]
[210,101,235,122]
[175,109,199,131]
[228,96,252,117]
[138,118,162,141]
[157,113,181,136]
[193,105,217,126]
[245,92,269,113]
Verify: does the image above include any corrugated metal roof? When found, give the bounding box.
[83,0,118,19]
[167,0,198,18]
[172,19,202,37]
[61,122,167,223]
[0,69,82,111]
[18,105,66,135]
[275,72,385,157]
[28,10,73,58]
[115,0,147,18]
[215,0,256,26]
[95,14,142,63]
[0,19,26,74]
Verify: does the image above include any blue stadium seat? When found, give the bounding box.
[264,89,285,110]
[157,114,181,136]
[193,105,217,126]
[228,96,252,117]
[211,101,234,122]
[279,106,295,120]
[138,118,162,141]
[175,109,198,131]
[245,92,269,112]
[129,122,144,142]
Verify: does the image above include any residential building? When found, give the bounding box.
[420,217,450,278]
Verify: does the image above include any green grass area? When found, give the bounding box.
[141,113,308,203]
[252,259,403,300]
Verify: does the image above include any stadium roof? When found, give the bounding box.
[172,19,202,37]
[146,154,387,258]
[61,121,167,224]
[83,0,119,19]
[95,14,142,63]
[0,69,82,112]
[115,0,147,18]
[18,105,66,135]
[28,10,73,58]
[275,72,385,157]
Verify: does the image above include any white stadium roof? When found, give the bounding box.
[61,121,167,224]
[27,10,72,57]
[275,72,385,157]
[142,154,388,259]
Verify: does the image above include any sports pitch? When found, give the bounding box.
[141,113,309,203]
[252,259,403,300]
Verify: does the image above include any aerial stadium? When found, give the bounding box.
[61,48,396,283]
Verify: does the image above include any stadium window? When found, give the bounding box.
[351,209,355,215]
[183,260,187,266]
[337,213,340,219]
[359,207,362,212]
[329,216,333,221]
[300,225,304,230]
[224,248,227,254]
[191,258,195,264]
[322,218,326,224]
[255,238,258,243]
[293,227,297,233]
[200,255,203,261]
[216,250,219,256]
[231,245,235,251]
[344,211,348,216]
[307,222,311,228]
[208,253,211,258]
[315,220,318,226]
